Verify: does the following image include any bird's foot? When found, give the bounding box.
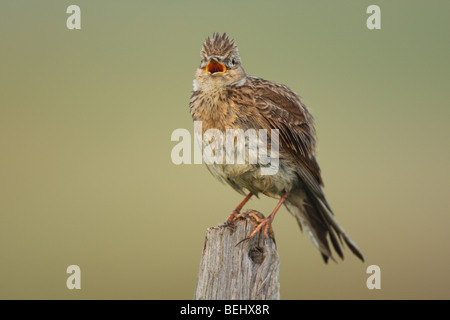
[225,193,254,226]
[247,212,274,240]
[225,209,241,225]
[226,209,259,224]
[230,210,274,242]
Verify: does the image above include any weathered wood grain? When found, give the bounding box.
[195,210,280,300]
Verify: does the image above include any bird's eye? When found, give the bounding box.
[231,58,236,65]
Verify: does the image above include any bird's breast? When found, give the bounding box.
[190,89,243,131]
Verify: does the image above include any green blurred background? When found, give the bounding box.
[0,0,449,299]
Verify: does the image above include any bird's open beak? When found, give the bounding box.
[206,57,226,75]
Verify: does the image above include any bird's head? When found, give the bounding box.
[193,33,246,91]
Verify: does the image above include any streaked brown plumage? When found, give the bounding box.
[190,33,364,263]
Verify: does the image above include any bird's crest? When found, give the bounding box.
[201,33,238,58]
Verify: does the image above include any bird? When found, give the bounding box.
[189,33,364,263]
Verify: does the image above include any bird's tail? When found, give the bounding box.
[284,188,364,263]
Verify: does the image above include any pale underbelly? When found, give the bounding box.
[206,160,298,198]
[198,125,298,197]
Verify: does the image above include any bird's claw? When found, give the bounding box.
[225,209,241,225]
[247,215,274,240]
[229,210,274,242]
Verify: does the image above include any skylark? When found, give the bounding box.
[190,33,364,263]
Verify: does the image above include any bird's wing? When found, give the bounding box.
[251,78,365,262]
[251,77,324,197]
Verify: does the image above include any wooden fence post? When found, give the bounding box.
[195,210,280,300]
